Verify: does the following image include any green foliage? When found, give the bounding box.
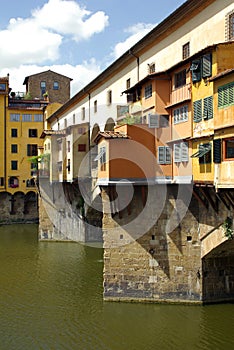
[24,92,32,100]
[222,216,234,240]
[119,113,142,125]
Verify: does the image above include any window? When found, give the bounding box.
[94,100,97,113]
[11,144,18,153]
[40,81,46,95]
[193,99,202,122]
[29,129,38,137]
[218,82,234,108]
[148,63,155,74]
[191,54,212,82]
[22,114,32,122]
[157,146,171,164]
[53,81,59,90]
[174,142,189,163]
[100,146,106,171]
[126,78,131,89]
[11,129,18,137]
[229,12,234,40]
[64,119,67,128]
[73,113,76,124]
[11,161,18,170]
[10,113,20,122]
[67,159,70,173]
[0,177,4,186]
[173,105,188,124]
[81,107,85,120]
[107,90,112,105]
[224,138,234,159]
[27,144,38,156]
[175,69,186,88]
[191,143,212,164]
[190,59,201,82]
[0,83,6,91]
[226,11,234,40]
[78,144,86,152]
[66,141,70,152]
[144,84,152,99]
[34,114,43,122]
[203,96,213,120]
[182,42,190,59]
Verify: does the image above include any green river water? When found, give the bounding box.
[0,224,234,350]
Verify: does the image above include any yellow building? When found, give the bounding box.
[0,77,9,190]
[191,42,234,185]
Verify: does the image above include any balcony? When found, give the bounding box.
[169,83,191,107]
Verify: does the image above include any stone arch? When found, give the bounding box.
[104,118,115,131]
[91,123,100,146]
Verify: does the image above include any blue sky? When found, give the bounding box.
[0,0,185,96]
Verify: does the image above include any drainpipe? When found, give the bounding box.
[129,50,140,82]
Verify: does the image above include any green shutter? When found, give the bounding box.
[213,139,221,164]
[203,96,213,120]
[202,54,212,78]
[193,99,202,122]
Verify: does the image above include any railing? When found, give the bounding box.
[170,83,191,106]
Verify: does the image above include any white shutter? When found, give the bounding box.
[174,143,181,163]
[149,114,159,128]
[158,146,165,164]
[181,142,189,162]
[165,147,171,164]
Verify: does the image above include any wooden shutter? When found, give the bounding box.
[203,96,213,120]
[158,146,165,164]
[213,139,222,163]
[181,142,189,162]
[174,143,181,163]
[165,147,171,164]
[193,100,202,122]
[202,54,212,78]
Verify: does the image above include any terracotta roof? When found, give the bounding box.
[94,131,130,143]
[209,68,234,82]
[40,129,66,138]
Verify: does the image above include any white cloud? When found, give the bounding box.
[0,0,109,69]
[32,0,109,41]
[113,23,155,59]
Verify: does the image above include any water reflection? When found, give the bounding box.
[0,224,233,350]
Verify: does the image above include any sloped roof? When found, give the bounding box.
[23,69,73,85]
[94,131,130,144]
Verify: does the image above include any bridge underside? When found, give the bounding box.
[202,239,234,303]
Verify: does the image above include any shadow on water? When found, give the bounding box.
[0,224,234,350]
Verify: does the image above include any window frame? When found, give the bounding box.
[223,138,234,160]
[11,128,18,137]
[11,160,18,170]
[144,84,152,99]
[11,144,18,153]
[157,146,171,164]
[182,42,190,60]
[174,69,186,88]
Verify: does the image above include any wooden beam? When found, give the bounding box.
[200,187,218,213]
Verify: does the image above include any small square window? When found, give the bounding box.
[29,129,38,137]
[126,78,131,89]
[78,144,86,152]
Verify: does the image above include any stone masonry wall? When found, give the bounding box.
[102,185,203,303]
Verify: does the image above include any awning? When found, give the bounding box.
[191,143,211,158]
